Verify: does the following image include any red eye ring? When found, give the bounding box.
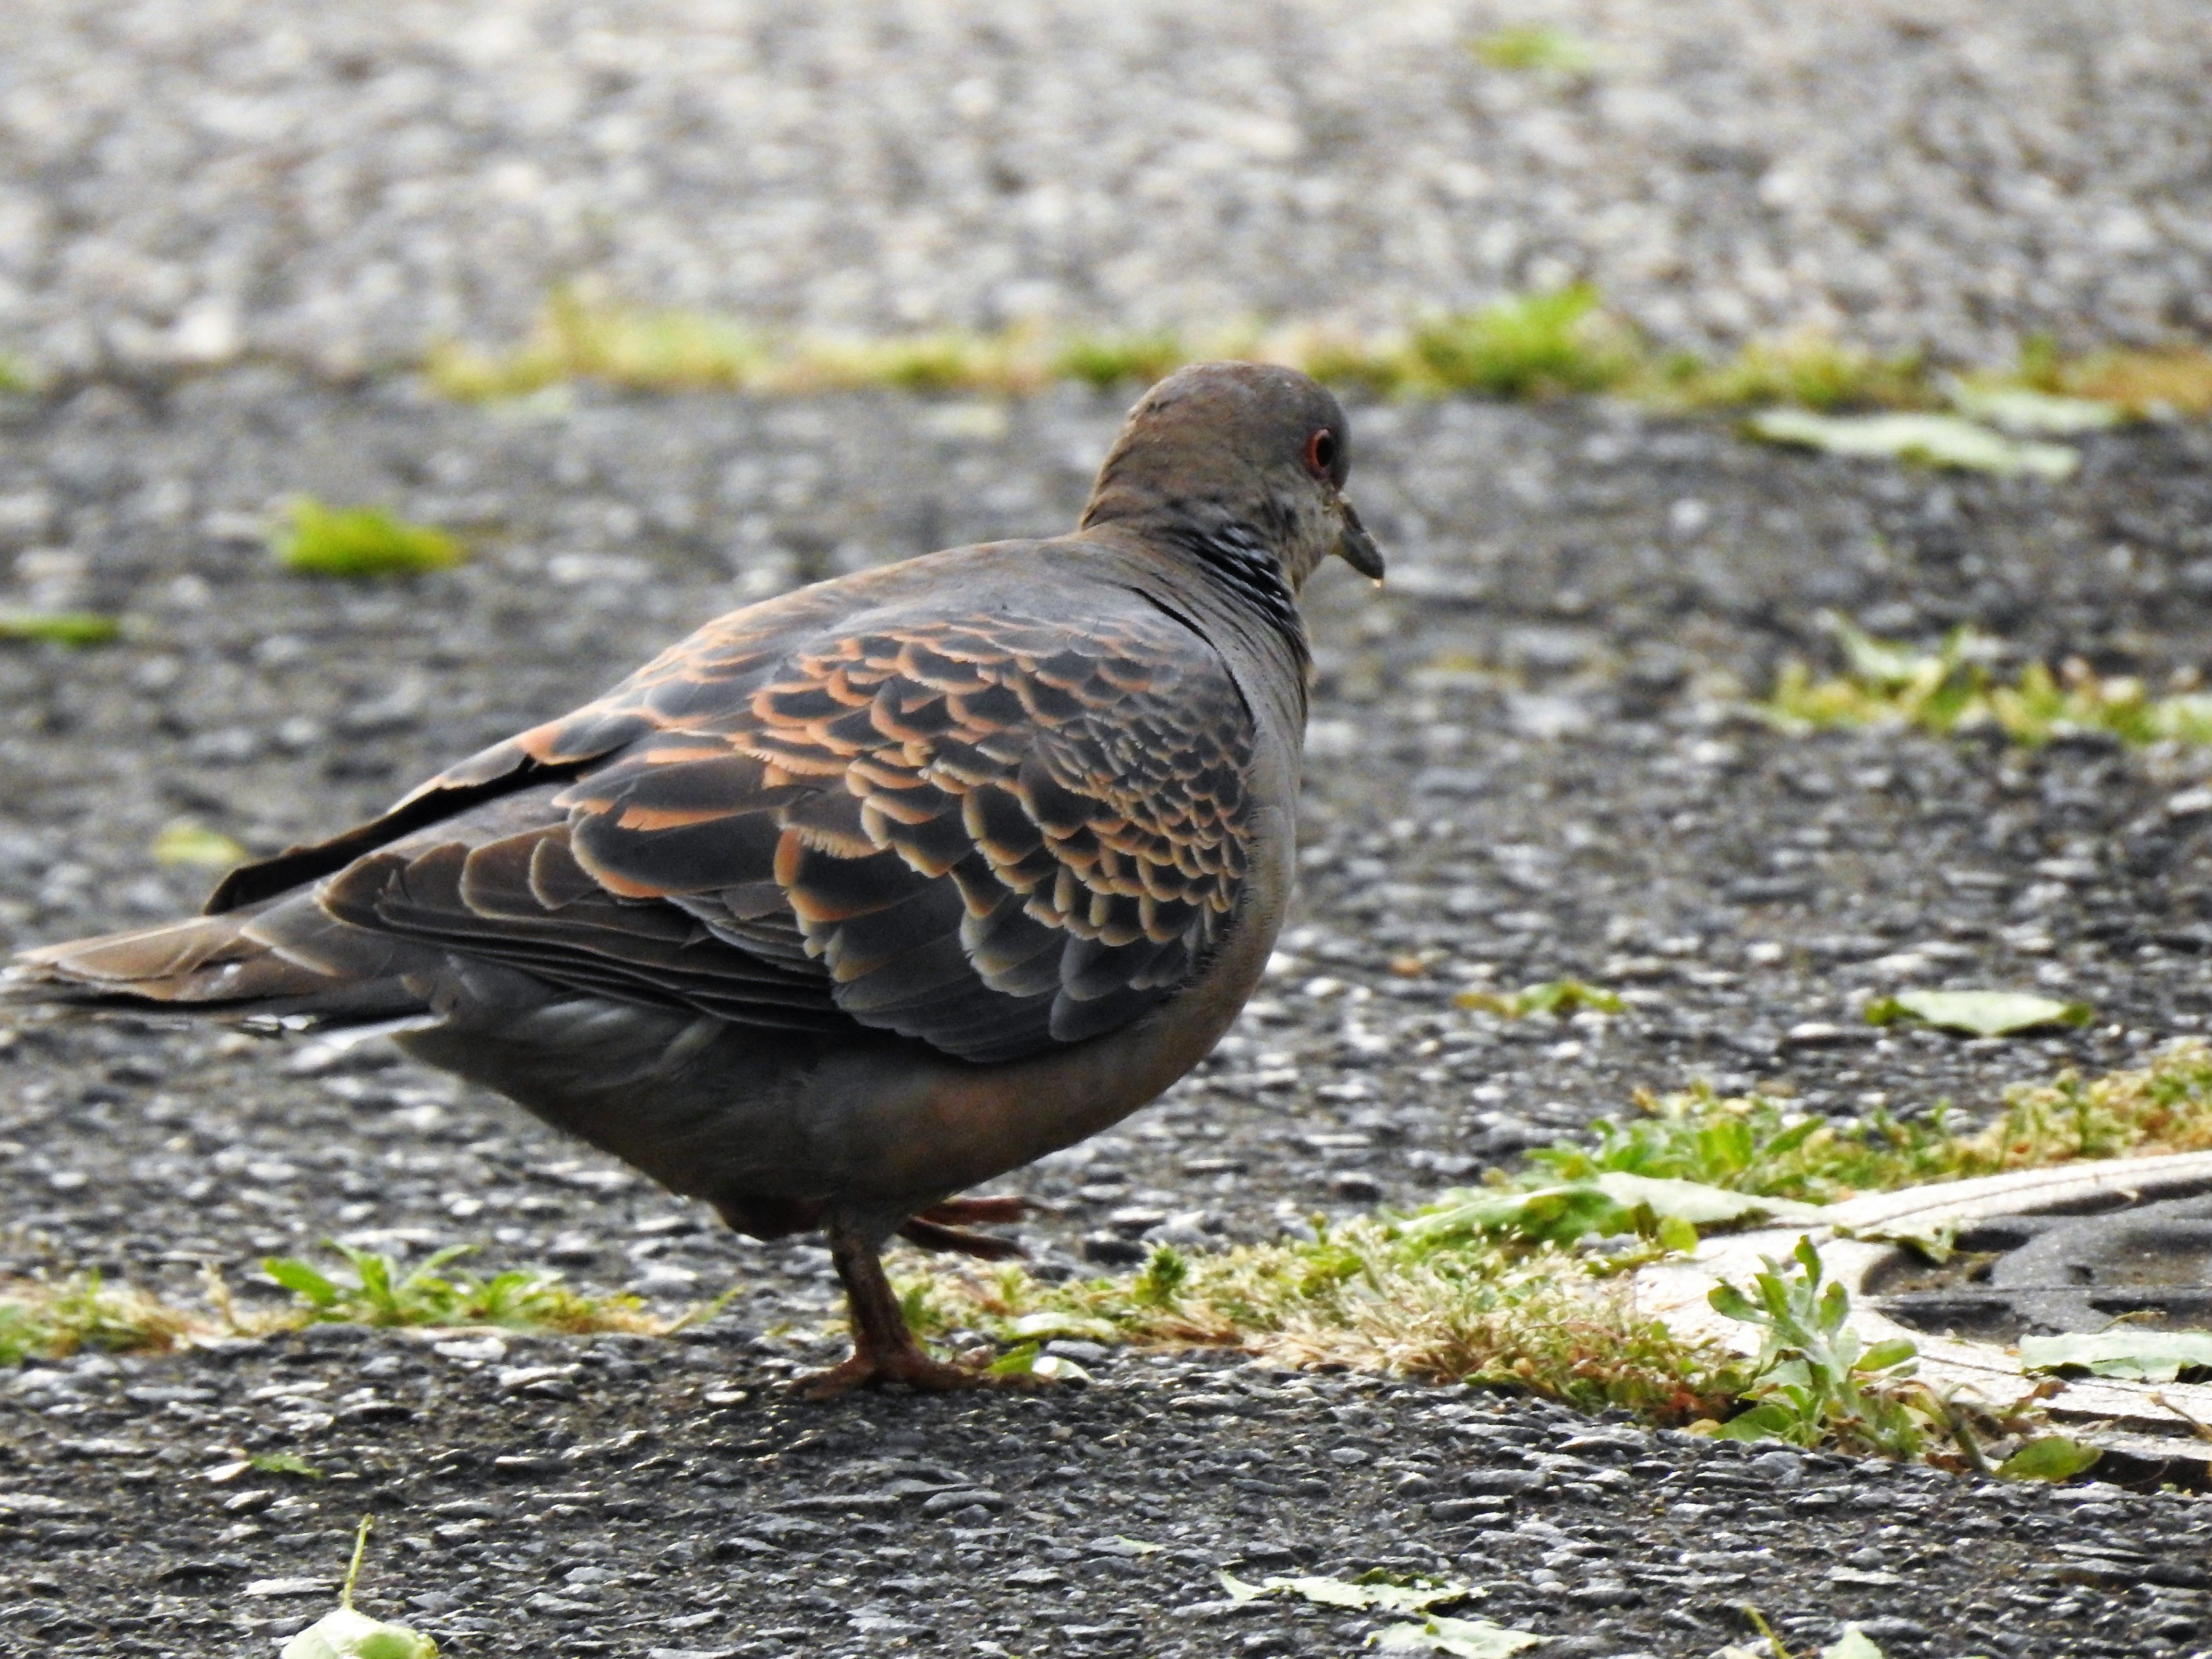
[1305,428,1338,481]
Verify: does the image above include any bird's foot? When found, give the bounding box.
[794,1342,1037,1400]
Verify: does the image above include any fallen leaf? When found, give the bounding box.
[2019,1330,2212,1383]
[151,820,248,868]
[1863,989,2092,1037]
[1946,382,2123,435]
[1221,1570,1468,1614]
[1008,1310,1119,1341]
[1405,1173,1819,1249]
[0,609,121,647]
[1746,409,2079,480]
[1820,1628,1888,1659]
[1994,1435,2104,1482]
[280,1607,438,1659]
[1370,1614,1543,1657]
[1831,1218,1957,1263]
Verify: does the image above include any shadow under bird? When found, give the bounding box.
[3,362,1384,1395]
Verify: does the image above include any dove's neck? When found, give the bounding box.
[1080,517,1313,733]
[1081,497,1310,671]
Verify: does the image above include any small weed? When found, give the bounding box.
[263,1242,659,1334]
[0,610,121,647]
[0,1271,206,1362]
[1702,1238,2101,1476]
[1470,27,1598,74]
[1700,1236,1937,1456]
[273,498,465,579]
[1131,1244,1190,1307]
[1407,286,1636,398]
[1762,619,2212,747]
[1456,978,1623,1018]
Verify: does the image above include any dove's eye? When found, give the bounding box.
[1304,429,1338,481]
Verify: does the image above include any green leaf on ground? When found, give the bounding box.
[2019,1330,2212,1382]
[1745,409,2080,479]
[1455,978,1623,1017]
[1007,1310,1119,1341]
[1469,27,1598,73]
[1221,1571,1467,1614]
[1371,1615,1543,1657]
[0,609,121,646]
[281,1608,438,1659]
[1405,1172,1819,1249]
[1864,990,2093,1037]
[273,498,465,578]
[1832,1218,1958,1263]
[283,1517,438,1659]
[150,820,248,868]
[1995,1435,2104,1481]
[1946,382,2123,435]
[250,1452,325,1479]
[1820,1628,1889,1659]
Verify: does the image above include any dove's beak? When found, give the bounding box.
[1334,497,1386,581]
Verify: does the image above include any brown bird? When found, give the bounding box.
[3,362,1383,1395]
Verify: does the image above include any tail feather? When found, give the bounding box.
[5,901,429,1027]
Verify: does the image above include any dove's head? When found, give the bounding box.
[1081,361,1385,593]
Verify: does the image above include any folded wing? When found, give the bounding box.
[272,596,1257,1066]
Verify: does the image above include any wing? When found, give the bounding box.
[302,593,1261,1067]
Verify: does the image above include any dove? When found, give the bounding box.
[6,361,1383,1395]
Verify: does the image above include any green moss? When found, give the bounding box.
[273,498,465,579]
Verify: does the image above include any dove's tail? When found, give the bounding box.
[3,898,430,1029]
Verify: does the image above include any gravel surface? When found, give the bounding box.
[8,2,2212,1652]
[3,374,2212,1654]
[4,1,2211,377]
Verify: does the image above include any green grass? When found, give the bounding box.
[1406,285,1637,398]
[1535,1040,2212,1204]
[0,1242,674,1366]
[1665,334,1925,412]
[0,1271,204,1364]
[0,610,121,647]
[1762,620,2212,747]
[911,1042,2212,1460]
[419,286,2211,428]
[920,1231,1748,1421]
[272,498,466,579]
